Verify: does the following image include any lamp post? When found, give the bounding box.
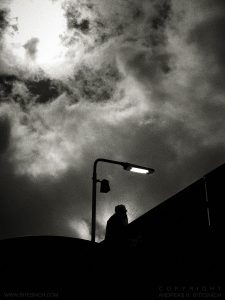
[91,158,155,243]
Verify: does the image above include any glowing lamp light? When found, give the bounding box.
[129,167,150,174]
[123,163,155,175]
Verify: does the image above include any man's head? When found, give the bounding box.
[115,204,127,215]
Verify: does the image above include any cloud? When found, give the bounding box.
[0,0,225,240]
[61,0,141,46]
[25,77,68,104]
[23,37,39,60]
[0,8,9,38]
[71,62,122,103]
[2,74,148,177]
[0,74,18,98]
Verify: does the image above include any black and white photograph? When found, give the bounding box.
[0,0,224,298]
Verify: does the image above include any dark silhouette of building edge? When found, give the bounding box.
[98,162,224,295]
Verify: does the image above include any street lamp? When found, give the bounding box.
[91,158,155,242]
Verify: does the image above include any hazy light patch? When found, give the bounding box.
[6,0,67,74]
[69,219,90,240]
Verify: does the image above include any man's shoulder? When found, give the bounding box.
[107,214,118,223]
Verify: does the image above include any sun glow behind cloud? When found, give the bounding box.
[69,219,90,240]
[6,0,67,72]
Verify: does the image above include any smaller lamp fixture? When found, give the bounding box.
[100,179,110,193]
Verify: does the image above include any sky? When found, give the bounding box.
[0,0,225,242]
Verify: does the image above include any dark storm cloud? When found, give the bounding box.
[0,8,9,38]
[61,1,95,46]
[72,63,122,103]
[65,7,90,34]
[63,1,90,31]
[23,37,39,60]
[25,77,69,104]
[0,75,18,99]
[0,71,71,106]
[151,1,171,30]
[61,0,144,47]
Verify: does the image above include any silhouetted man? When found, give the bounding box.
[105,204,128,242]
